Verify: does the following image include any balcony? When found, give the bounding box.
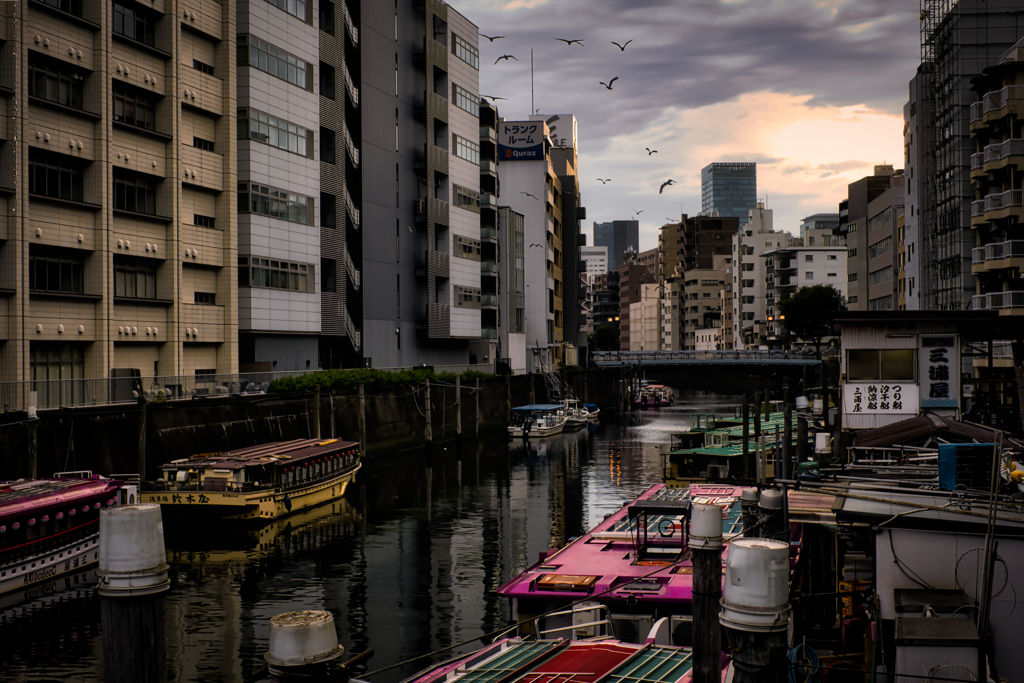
[973,291,1024,312]
[345,188,360,228]
[480,260,497,274]
[971,85,1024,125]
[481,294,497,308]
[480,226,496,242]
[972,240,1024,274]
[982,139,1024,170]
[342,0,358,45]
[342,60,359,107]
[480,159,496,175]
[481,327,497,339]
[427,250,449,279]
[480,126,496,144]
[428,303,450,338]
[344,248,361,290]
[345,304,361,350]
[344,123,359,167]
[480,192,497,209]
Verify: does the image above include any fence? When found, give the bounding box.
[0,362,496,413]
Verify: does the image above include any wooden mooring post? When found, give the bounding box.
[690,504,723,683]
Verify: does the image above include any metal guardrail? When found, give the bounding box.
[592,350,816,362]
[342,0,358,44]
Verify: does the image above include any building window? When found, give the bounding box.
[319,0,334,33]
[114,1,158,47]
[28,53,85,110]
[453,185,479,213]
[869,266,893,286]
[193,137,215,152]
[453,83,478,116]
[455,235,481,261]
[193,59,215,76]
[320,61,335,99]
[827,272,837,278]
[238,182,313,224]
[805,272,813,279]
[321,258,337,292]
[869,236,893,259]
[849,295,858,304]
[114,256,158,299]
[804,254,813,262]
[239,108,311,157]
[29,245,85,294]
[453,134,480,164]
[194,214,216,228]
[454,286,481,309]
[113,168,158,215]
[39,0,83,17]
[321,127,336,164]
[113,82,157,130]
[31,343,85,409]
[238,256,312,291]
[827,254,837,260]
[29,148,85,202]
[194,292,216,305]
[265,0,308,23]
[238,35,310,90]
[847,349,915,381]
[452,33,479,69]
[849,273,858,282]
[321,192,336,228]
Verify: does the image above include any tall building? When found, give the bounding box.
[629,283,661,351]
[682,257,729,350]
[902,71,928,310]
[915,0,1024,310]
[657,219,684,279]
[799,214,840,241]
[497,118,565,370]
[968,37,1024,315]
[841,166,902,311]
[764,237,848,348]
[617,258,655,352]
[593,220,638,272]
[1,0,239,407]
[700,163,756,226]
[580,246,608,281]
[730,205,787,349]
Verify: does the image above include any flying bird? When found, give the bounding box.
[528,243,543,248]
[481,95,506,101]
[646,148,658,155]
[408,225,414,232]
[494,55,518,64]
[479,34,505,42]
[633,209,644,216]
[599,77,619,90]
[659,179,677,194]
[555,38,584,46]
[520,192,539,201]
[611,39,633,51]
[597,178,611,184]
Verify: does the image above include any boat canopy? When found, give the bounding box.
[512,404,564,412]
[161,438,358,472]
[584,404,598,410]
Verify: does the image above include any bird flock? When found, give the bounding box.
[480,33,677,219]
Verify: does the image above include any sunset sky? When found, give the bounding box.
[460,0,919,250]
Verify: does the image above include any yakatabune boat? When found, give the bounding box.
[0,476,127,597]
[142,438,360,524]
[496,483,795,646]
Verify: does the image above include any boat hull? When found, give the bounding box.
[142,465,359,525]
[0,527,100,598]
[508,423,565,438]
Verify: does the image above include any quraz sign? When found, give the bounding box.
[498,122,544,160]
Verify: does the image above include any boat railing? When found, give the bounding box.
[532,603,615,640]
[0,518,98,566]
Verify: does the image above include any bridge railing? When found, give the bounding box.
[592,350,812,362]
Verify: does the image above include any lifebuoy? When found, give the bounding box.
[657,519,675,537]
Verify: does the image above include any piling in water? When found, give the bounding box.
[690,503,723,683]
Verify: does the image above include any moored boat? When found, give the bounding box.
[584,403,601,422]
[141,438,360,524]
[508,404,567,438]
[0,475,127,597]
[563,399,588,429]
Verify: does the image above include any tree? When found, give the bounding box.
[778,284,847,358]
[592,324,620,351]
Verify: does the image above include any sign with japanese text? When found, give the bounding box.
[844,383,919,415]
[919,334,959,408]
[498,121,544,160]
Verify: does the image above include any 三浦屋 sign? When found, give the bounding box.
[919,334,959,408]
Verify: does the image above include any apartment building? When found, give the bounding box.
[0,0,238,407]
[617,258,655,352]
[763,237,847,347]
[840,166,899,311]
[682,257,728,350]
[729,205,787,349]
[629,282,660,352]
[660,275,683,350]
[658,220,683,280]
[969,37,1024,315]
[865,173,904,311]
[580,245,608,281]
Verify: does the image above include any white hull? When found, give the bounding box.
[508,421,566,438]
[0,531,99,597]
[586,411,600,422]
[565,416,588,429]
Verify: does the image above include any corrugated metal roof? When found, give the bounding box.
[851,413,1021,449]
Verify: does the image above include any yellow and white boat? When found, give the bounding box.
[141,438,360,524]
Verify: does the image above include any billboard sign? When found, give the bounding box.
[919,334,959,408]
[498,122,544,161]
[844,383,919,415]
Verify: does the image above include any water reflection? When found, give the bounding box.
[0,387,740,683]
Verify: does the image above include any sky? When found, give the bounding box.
[456,0,920,251]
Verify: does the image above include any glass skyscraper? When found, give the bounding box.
[701,163,757,227]
[593,220,639,272]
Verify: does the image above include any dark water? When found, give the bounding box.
[0,388,741,683]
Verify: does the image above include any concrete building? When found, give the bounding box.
[629,283,661,352]
[636,247,659,277]
[496,118,564,370]
[593,219,638,272]
[658,220,684,279]
[968,37,1024,316]
[840,166,900,311]
[680,215,735,271]
[730,204,788,349]
[0,0,239,407]
[866,174,904,311]
[902,72,928,310]
[591,270,620,351]
[914,0,1024,311]
[701,162,756,227]
[799,214,840,241]
[617,258,655,352]
[764,236,848,348]
[660,275,683,351]
[580,246,608,281]
[682,257,728,350]
[495,206,526,373]
[694,327,722,351]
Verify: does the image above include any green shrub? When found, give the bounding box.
[269,368,496,395]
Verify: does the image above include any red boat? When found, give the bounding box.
[0,476,127,596]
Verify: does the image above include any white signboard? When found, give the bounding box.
[919,334,959,408]
[844,383,919,415]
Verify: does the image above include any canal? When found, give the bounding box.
[0,387,742,683]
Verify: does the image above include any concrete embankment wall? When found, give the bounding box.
[0,370,617,480]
